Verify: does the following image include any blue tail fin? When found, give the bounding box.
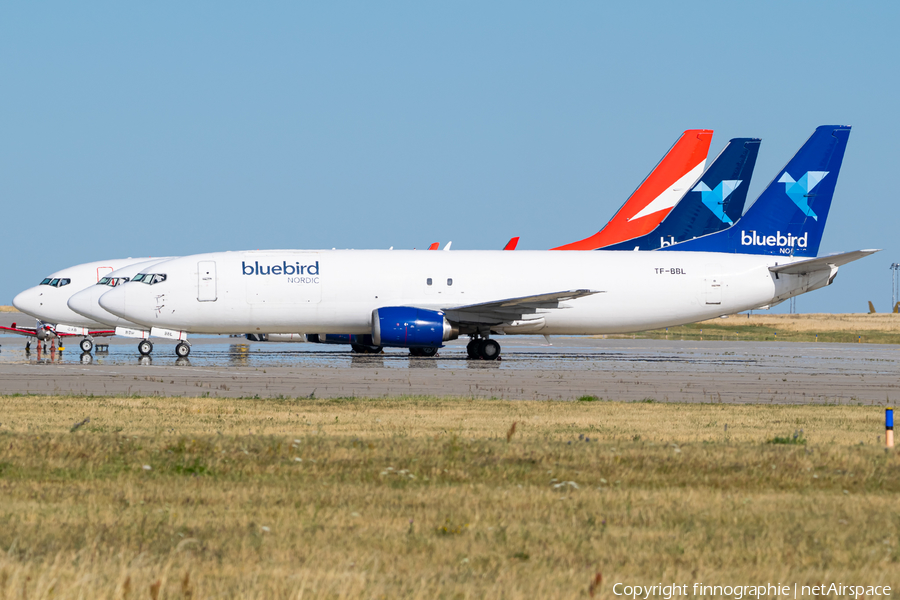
[602,138,760,250]
[659,125,850,257]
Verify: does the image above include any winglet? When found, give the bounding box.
[869,301,877,314]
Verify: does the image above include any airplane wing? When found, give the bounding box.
[0,323,116,338]
[0,324,40,337]
[442,289,601,325]
[769,249,880,275]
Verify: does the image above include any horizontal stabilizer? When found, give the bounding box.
[768,249,880,275]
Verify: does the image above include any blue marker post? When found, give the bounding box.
[887,407,894,449]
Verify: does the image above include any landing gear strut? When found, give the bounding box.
[138,340,153,356]
[467,337,501,361]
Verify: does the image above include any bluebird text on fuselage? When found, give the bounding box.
[242,261,320,276]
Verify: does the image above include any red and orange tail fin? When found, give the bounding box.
[428,242,439,250]
[503,236,520,251]
[553,129,712,250]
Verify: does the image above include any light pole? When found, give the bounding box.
[890,263,900,310]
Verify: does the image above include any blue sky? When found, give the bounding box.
[2,2,897,313]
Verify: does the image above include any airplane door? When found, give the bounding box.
[96,266,114,282]
[198,261,217,302]
[704,278,722,305]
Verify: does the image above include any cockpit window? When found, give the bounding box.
[50,279,60,287]
[40,278,52,285]
[58,278,71,287]
[98,277,111,285]
[134,273,167,285]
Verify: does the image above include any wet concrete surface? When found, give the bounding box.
[1,312,898,403]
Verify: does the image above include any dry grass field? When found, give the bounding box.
[0,394,898,599]
[609,313,900,344]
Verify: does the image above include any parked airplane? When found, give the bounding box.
[553,129,712,250]
[600,138,760,250]
[96,127,872,360]
[7,258,153,350]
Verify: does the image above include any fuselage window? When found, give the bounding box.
[447,278,453,286]
[427,278,433,286]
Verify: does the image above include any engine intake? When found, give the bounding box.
[372,307,458,348]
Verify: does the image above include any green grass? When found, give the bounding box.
[0,394,898,598]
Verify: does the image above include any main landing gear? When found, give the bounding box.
[351,343,383,354]
[466,337,501,361]
[409,346,439,357]
[175,341,191,358]
[138,340,153,356]
[80,338,94,353]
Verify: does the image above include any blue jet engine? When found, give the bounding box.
[372,307,459,348]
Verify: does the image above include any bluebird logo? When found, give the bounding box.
[691,180,742,224]
[242,261,319,276]
[777,171,828,221]
[741,230,807,253]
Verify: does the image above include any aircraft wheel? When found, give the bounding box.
[409,347,424,357]
[351,343,367,353]
[477,339,501,361]
[419,346,438,357]
[138,340,153,356]
[80,338,93,353]
[175,342,191,358]
[466,340,479,359]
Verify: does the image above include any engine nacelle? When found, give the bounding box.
[372,307,458,348]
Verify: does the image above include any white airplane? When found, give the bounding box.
[96,125,875,360]
[7,258,155,352]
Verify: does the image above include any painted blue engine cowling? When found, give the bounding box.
[372,307,458,348]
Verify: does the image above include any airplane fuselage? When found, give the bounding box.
[99,249,819,336]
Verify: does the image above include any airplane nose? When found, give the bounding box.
[98,287,128,319]
[67,289,98,320]
[12,288,38,315]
